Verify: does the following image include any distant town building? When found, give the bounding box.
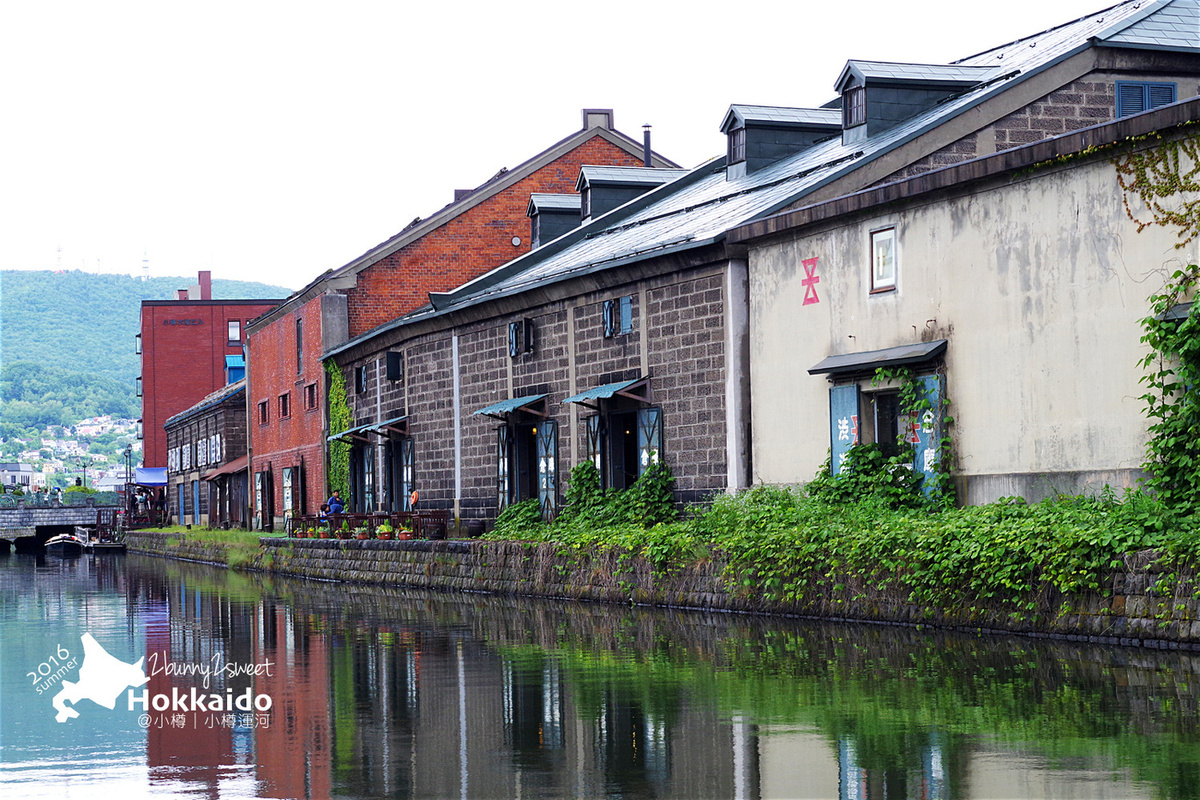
[0,463,35,491]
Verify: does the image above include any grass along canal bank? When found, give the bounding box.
[123,471,1200,650]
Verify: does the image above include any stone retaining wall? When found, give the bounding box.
[123,532,1200,649]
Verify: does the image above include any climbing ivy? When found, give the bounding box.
[1138,265,1200,509]
[873,365,955,507]
[325,361,351,502]
[1113,130,1200,249]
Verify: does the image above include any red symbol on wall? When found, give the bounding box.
[801,257,820,306]
[908,420,922,444]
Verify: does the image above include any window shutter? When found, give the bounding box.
[1148,83,1176,110]
[914,373,944,496]
[636,407,663,475]
[619,296,633,335]
[401,438,415,511]
[829,384,860,475]
[523,318,535,353]
[1117,82,1147,117]
[508,321,521,358]
[497,426,510,510]
[602,300,616,338]
[536,421,558,518]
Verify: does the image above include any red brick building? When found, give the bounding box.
[138,270,281,473]
[246,110,676,528]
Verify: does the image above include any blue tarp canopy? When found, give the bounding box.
[134,467,167,487]
[562,378,645,405]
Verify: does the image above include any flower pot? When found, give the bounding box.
[377,532,393,540]
[396,531,412,541]
[318,531,330,539]
[356,532,370,540]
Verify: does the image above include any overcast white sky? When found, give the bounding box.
[1,0,1111,291]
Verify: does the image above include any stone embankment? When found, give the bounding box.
[123,531,1200,650]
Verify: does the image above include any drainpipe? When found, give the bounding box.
[243,338,253,530]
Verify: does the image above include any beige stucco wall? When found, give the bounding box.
[749,146,1200,501]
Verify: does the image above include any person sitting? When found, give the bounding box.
[326,490,344,515]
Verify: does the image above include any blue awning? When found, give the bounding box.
[473,394,548,420]
[808,339,948,377]
[562,377,648,406]
[134,467,167,487]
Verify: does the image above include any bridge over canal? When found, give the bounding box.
[0,504,121,552]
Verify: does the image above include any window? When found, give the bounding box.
[727,127,747,165]
[282,467,294,514]
[135,334,142,355]
[227,320,241,342]
[508,319,534,357]
[843,86,866,128]
[871,227,897,292]
[137,419,143,440]
[827,375,943,489]
[136,377,142,397]
[304,383,317,411]
[295,318,304,374]
[355,365,368,394]
[584,407,662,491]
[278,392,290,419]
[386,437,416,512]
[496,421,558,518]
[258,400,269,425]
[1116,81,1176,118]
[386,351,404,382]
[580,187,591,219]
[603,296,634,338]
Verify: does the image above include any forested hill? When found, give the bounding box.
[0,270,288,429]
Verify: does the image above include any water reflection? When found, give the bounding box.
[2,552,1198,798]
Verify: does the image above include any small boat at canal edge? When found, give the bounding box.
[44,533,85,557]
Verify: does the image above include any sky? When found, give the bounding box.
[1,0,1115,292]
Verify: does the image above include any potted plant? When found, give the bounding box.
[354,525,371,540]
[396,522,414,541]
[376,521,394,540]
[336,520,351,540]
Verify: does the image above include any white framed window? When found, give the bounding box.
[227,320,241,342]
[870,227,897,292]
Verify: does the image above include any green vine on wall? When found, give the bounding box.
[325,361,351,502]
[1114,130,1200,248]
[1139,265,1200,509]
[873,365,956,509]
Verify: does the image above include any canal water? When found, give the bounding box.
[1,553,1198,799]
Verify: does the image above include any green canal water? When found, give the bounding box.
[1,552,1198,799]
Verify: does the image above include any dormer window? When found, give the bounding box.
[843,87,866,128]
[728,128,746,165]
[580,187,591,219]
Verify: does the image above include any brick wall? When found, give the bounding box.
[345,136,647,337]
[141,299,278,469]
[247,296,327,518]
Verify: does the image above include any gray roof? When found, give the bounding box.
[836,60,999,90]
[576,166,689,189]
[164,379,246,427]
[721,105,842,133]
[528,193,582,213]
[329,0,1194,354]
[1099,0,1200,51]
[809,340,949,376]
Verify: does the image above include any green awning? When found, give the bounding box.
[326,415,408,443]
[808,339,948,378]
[473,393,548,420]
[563,377,647,406]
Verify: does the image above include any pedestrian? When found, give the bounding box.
[326,490,344,514]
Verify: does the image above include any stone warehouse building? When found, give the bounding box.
[245,110,676,529]
[318,0,1200,525]
[733,99,1200,505]
[164,378,249,528]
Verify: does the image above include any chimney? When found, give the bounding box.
[176,289,188,300]
[642,124,652,167]
[198,271,212,300]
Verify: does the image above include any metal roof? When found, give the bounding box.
[721,105,842,133]
[472,394,548,419]
[836,60,999,91]
[328,415,409,442]
[1096,0,1200,52]
[329,0,1185,356]
[808,340,948,377]
[562,378,645,405]
[577,166,689,189]
[528,193,581,213]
